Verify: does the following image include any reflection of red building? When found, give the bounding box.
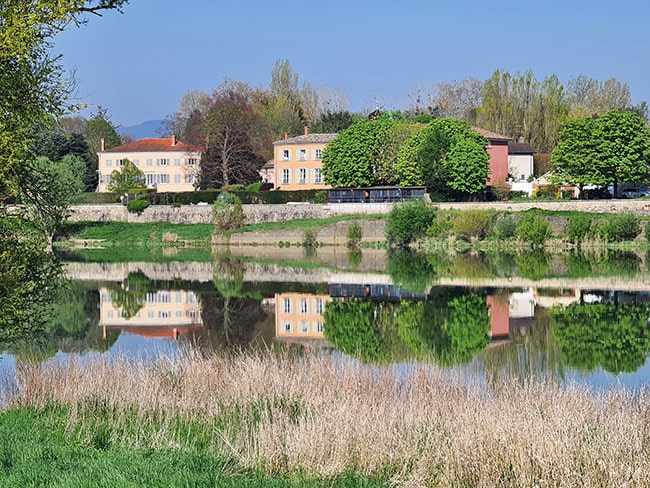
[486,294,510,342]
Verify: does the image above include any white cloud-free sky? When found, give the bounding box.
[55,0,650,127]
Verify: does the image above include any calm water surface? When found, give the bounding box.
[3,247,650,393]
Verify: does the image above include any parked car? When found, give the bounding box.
[621,188,649,199]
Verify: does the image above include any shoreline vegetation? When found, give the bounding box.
[2,351,649,486]
[57,207,650,252]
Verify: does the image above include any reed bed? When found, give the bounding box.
[5,350,650,487]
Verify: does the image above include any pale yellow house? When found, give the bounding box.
[273,127,337,190]
[97,135,202,192]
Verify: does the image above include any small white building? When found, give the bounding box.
[508,137,536,195]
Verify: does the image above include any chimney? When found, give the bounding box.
[304,126,310,136]
[100,137,105,152]
[171,134,177,146]
[284,132,289,140]
[518,135,524,143]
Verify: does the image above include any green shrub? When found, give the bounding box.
[426,216,453,239]
[71,192,120,204]
[212,193,245,231]
[516,213,552,246]
[302,229,318,249]
[451,210,491,240]
[386,199,437,247]
[532,185,560,199]
[126,198,150,214]
[597,213,640,242]
[346,222,362,249]
[567,214,592,242]
[495,215,517,239]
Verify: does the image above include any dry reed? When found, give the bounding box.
[5,350,650,487]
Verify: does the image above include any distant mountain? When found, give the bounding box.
[118,119,164,140]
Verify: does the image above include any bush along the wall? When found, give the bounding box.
[386,199,438,248]
[346,222,362,249]
[516,212,552,246]
[567,214,592,243]
[597,213,641,242]
[126,198,150,214]
[143,189,324,206]
[451,210,492,241]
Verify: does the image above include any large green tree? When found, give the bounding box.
[551,110,650,195]
[16,155,86,249]
[395,118,489,199]
[0,0,129,198]
[322,115,409,187]
[107,158,145,194]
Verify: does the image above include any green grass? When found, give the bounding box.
[235,214,385,233]
[0,407,386,488]
[60,222,214,245]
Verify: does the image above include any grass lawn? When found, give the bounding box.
[0,407,385,488]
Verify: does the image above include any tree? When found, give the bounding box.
[428,78,483,123]
[199,85,266,188]
[551,110,650,195]
[395,118,489,199]
[107,158,145,194]
[566,75,632,118]
[16,155,86,249]
[0,1,129,199]
[322,115,408,187]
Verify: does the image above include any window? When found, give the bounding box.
[174,158,181,166]
[283,320,292,332]
[281,149,290,161]
[158,292,171,303]
[314,298,324,315]
[175,310,183,318]
[282,298,291,314]
[157,174,170,184]
[297,148,307,161]
[520,174,526,181]
[299,298,308,314]
[298,168,307,184]
[186,158,197,166]
[186,310,199,319]
[148,311,154,318]
[145,173,156,187]
[157,158,169,166]
[313,168,322,184]
[105,159,112,167]
[185,174,196,184]
[116,159,124,167]
[146,292,156,304]
[282,169,290,185]
[175,292,182,303]
[315,322,324,333]
[133,159,140,167]
[158,311,171,318]
[107,311,114,319]
[313,148,322,160]
[102,293,112,303]
[174,174,181,184]
[299,320,309,333]
[102,175,112,185]
[187,292,197,303]
[146,159,153,166]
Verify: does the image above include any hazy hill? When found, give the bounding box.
[118,120,163,140]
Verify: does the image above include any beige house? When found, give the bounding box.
[275,292,330,341]
[97,135,202,192]
[273,127,337,190]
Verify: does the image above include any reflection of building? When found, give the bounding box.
[487,288,538,344]
[274,293,330,345]
[99,288,202,340]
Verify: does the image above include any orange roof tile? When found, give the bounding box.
[103,137,202,153]
[472,127,511,141]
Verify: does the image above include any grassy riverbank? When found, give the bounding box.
[3,351,649,486]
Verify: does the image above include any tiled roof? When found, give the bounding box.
[103,137,202,153]
[273,133,338,145]
[508,141,536,154]
[472,127,511,141]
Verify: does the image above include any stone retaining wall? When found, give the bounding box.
[67,199,650,225]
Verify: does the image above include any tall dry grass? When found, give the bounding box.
[5,350,650,487]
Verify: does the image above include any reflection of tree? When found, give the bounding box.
[386,250,436,294]
[323,300,406,364]
[396,295,490,366]
[516,250,550,280]
[482,309,564,386]
[109,271,151,319]
[551,302,650,374]
[196,255,269,349]
[324,292,489,366]
[0,217,62,346]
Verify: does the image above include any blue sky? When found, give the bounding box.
[55,0,650,128]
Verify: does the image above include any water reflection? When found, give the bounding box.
[4,246,650,390]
